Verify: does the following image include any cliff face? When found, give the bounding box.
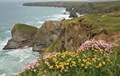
[44,12,120,53]
[3,12,120,54]
[32,21,61,52]
[3,23,38,50]
[23,1,120,17]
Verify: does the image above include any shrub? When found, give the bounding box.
[18,39,118,76]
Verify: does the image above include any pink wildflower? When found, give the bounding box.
[24,59,40,70]
[78,39,117,51]
[43,52,57,60]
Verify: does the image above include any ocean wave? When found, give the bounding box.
[46,13,70,21]
[0,47,39,76]
[0,73,6,76]
[6,47,32,58]
[0,58,5,62]
[0,38,10,51]
[37,21,44,24]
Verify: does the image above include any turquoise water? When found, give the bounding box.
[0,1,69,76]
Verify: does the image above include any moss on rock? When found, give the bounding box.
[3,23,38,50]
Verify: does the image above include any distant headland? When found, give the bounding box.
[23,1,120,17]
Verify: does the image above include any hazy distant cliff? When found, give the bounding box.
[23,1,120,15]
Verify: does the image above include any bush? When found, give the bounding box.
[18,39,119,76]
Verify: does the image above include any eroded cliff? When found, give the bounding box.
[3,23,38,50]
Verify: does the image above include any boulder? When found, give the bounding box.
[33,21,61,52]
[3,23,37,50]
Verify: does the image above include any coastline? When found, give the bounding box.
[23,1,120,15]
[0,2,70,76]
[1,1,120,76]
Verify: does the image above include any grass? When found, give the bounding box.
[17,12,120,76]
[42,38,59,55]
[12,23,38,36]
[80,12,120,31]
[18,40,120,76]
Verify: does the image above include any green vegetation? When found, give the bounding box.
[43,38,59,54]
[12,23,38,36]
[18,12,120,76]
[18,40,120,76]
[80,12,120,31]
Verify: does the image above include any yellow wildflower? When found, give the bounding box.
[107,59,110,62]
[83,54,87,58]
[86,61,91,66]
[52,58,57,62]
[67,58,72,62]
[72,63,76,67]
[56,65,60,69]
[97,58,100,61]
[94,50,98,52]
[77,56,79,58]
[92,58,96,62]
[78,59,81,62]
[61,55,65,58]
[110,62,113,64]
[81,64,84,67]
[58,74,61,76]
[83,59,87,63]
[61,65,64,70]
[49,66,53,69]
[98,63,102,67]
[85,66,88,69]
[102,61,105,65]
[94,55,97,57]
[66,67,69,69]
[100,50,103,53]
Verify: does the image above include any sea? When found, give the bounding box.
[0,0,69,76]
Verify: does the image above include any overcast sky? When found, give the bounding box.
[0,0,119,2]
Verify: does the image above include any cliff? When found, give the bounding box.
[32,21,61,52]
[44,12,120,54]
[3,23,38,50]
[23,1,120,17]
[3,12,120,53]
[17,12,120,76]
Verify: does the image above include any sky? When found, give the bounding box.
[0,0,119,2]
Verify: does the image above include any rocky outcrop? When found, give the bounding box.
[3,12,120,53]
[32,21,61,52]
[3,23,37,50]
[44,13,120,53]
[69,9,78,18]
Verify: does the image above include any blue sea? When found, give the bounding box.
[0,0,69,76]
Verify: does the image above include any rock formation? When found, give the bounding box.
[32,21,61,52]
[3,12,120,54]
[69,9,78,18]
[3,23,37,50]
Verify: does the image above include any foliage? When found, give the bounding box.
[12,23,38,35]
[80,12,120,31]
[18,39,119,76]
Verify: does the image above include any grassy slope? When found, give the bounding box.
[80,12,120,31]
[18,12,120,76]
[42,12,120,75]
[12,23,38,36]
[44,12,120,54]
